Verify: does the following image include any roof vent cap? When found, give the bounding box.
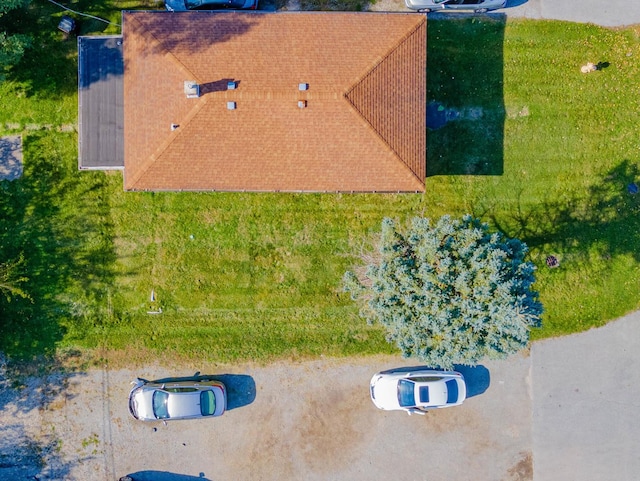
[227,101,237,110]
[298,83,309,91]
[298,100,307,109]
[184,81,200,98]
[227,81,237,90]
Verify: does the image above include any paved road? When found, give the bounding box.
[505,0,640,26]
[531,312,640,481]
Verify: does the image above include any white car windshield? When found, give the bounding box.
[397,379,417,408]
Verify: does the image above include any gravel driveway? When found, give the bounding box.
[4,311,640,481]
[0,354,533,481]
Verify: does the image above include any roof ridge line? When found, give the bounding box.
[344,16,425,99]
[345,103,425,187]
[126,97,209,189]
[124,15,207,189]
[343,16,426,184]
[127,14,201,83]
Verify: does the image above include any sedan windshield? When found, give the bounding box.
[200,390,216,416]
[152,390,170,419]
[397,379,416,408]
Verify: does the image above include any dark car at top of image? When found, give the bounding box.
[405,0,506,13]
[128,377,226,422]
[166,0,258,10]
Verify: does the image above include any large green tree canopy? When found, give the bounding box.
[0,253,28,302]
[0,0,28,14]
[0,0,31,71]
[344,215,543,369]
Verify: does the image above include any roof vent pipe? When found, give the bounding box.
[184,81,200,98]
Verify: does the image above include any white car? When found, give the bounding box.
[370,369,466,415]
[405,0,506,13]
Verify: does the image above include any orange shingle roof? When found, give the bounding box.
[122,11,426,192]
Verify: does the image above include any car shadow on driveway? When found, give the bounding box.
[379,365,490,398]
[203,374,256,410]
[146,373,257,410]
[120,471,211,481]
[453,364,490,398]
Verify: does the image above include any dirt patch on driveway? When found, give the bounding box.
[295,379,370,471]
[506,451,533,481]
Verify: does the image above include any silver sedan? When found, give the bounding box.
[405,0,506,13]
[128,377,226,422]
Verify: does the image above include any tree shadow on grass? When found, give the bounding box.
[299,0,369,11]
[426,15,506,176]
[0,2,79,98]
[0,132,117,360]
[484,160,640,263]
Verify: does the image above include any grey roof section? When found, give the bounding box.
[78,35,124,170]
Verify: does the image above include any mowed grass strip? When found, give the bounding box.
[1,13,640,363]
[97,188,421,360]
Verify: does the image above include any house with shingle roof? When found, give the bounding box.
[78,11,426,193]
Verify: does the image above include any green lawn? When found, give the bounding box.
[426,18,640,339]
[1,8,639,363]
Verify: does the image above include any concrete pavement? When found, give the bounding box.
[531,311,640,481]
[505,0,640,27]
